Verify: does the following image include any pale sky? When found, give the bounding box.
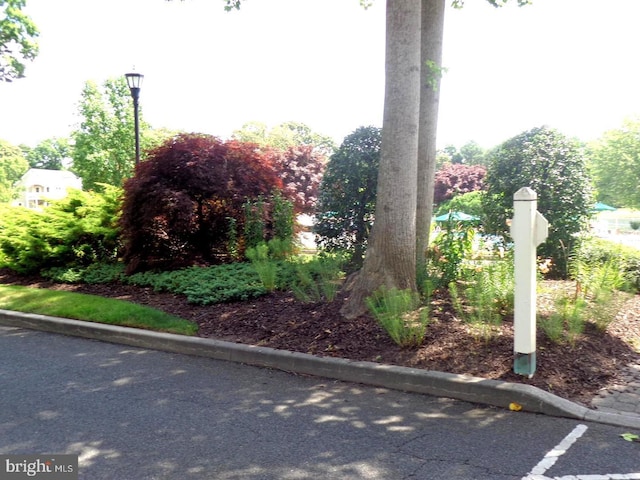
[1,0,639,150]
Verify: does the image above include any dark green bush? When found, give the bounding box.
[482,127,593,277]
[315,126,381,270]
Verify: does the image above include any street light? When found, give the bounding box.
[125,72,144,165]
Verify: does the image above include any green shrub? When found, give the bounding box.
[243,194,296,259]
[271,191,295,249]
[0,187,121,274]
[81,263,126,284]
[482,127,593,278]
[227,217,240,261]
[314,126,381,270]
[589,290,628,333]
[267,237,294,261]
[40,267,84,283]
[427,220,475,288]
[39,263,126,284]
[538,312,564,344]
[568,241,633,332]
[366,287,429,348]
[539,241,633,343]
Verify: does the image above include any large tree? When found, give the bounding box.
[588,118,640,209]
[433,163,486,205]
[25,137,72,170]
[442,141,487,166]
[340,0,424,317]
[71,77,150,190]
[232,120,336,155]
[221,0,529,317]
[0,0,38,81]
[0,138,28,202]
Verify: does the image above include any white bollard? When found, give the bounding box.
[510,187,548,378]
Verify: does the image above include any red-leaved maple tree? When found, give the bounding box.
[433,163,486,205]
[119,133,285,273]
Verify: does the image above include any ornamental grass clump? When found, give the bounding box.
[366,287,430,348]
[448,257,514,342]
[245,243,278,292]
[289,254,345,303]
[540,294,587,347]
[539,247,632,344]
[569,250,630,333]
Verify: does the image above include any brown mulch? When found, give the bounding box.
[1,269,639,406]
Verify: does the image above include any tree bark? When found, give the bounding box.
[341,0,422,319]
[416,0,446,276]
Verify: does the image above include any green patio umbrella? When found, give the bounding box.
[434,211,480,222]
[593,202,616,212]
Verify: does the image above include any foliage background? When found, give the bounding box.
[482,126,593,276]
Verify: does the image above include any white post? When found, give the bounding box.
[510,187,548,377]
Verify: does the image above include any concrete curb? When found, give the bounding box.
[1,309,639,430]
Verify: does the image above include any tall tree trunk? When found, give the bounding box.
[416,0,446,278]
[341,0,422,319]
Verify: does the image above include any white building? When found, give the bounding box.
[13,168,82,210]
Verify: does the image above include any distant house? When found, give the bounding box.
[13,168,82,210]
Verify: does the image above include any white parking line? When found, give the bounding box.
[522,424,640,480]
[551,475,640,479]
[523,424,589,479]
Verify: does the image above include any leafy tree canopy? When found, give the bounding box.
[0,138,28,202]
[24,137,72,170]
[435,190,484,218]
[483,126,593,277]
[0,0,38,81]
[223,0,532,10]
[71,77,151,190]
[433,163,486,205]
[440,141,487,166]
[232,120,336,156]
[272,145,326,215]
[588,117,640,209]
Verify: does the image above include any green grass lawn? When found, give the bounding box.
[0,285,197,336]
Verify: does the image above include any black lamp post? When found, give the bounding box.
[125,72,144,165]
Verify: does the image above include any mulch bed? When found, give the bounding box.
[1,269,639,406]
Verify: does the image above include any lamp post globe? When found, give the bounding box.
[125,72,144,165]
